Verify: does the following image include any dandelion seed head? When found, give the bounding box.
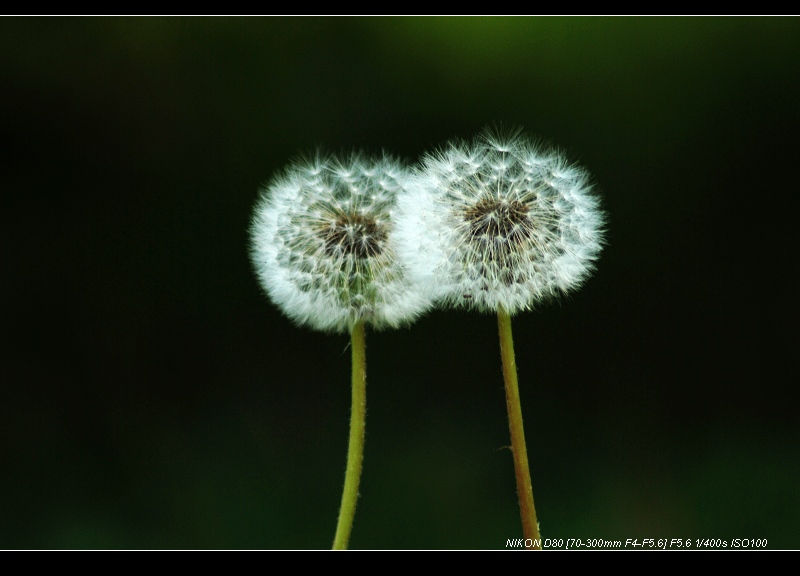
[395,129,605,315]
[250,152,432,333]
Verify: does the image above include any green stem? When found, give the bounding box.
[332,320,367,550]
[497,308,541,548]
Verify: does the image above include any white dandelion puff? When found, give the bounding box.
[249,152,433,333]
[395,129,605,315]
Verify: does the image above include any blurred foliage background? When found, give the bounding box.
[2,17,799,549]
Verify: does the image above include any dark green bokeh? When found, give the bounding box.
[2,17,798,549]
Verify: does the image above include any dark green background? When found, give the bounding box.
[2,17,798,549]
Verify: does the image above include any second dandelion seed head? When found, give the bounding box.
[395,130,606,315]
[250,152,432,333]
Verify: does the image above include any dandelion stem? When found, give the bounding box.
[497,308,541,548]
[332,319,367,550]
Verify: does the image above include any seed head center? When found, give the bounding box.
[322,211,386,259]
[465,198,531,244]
